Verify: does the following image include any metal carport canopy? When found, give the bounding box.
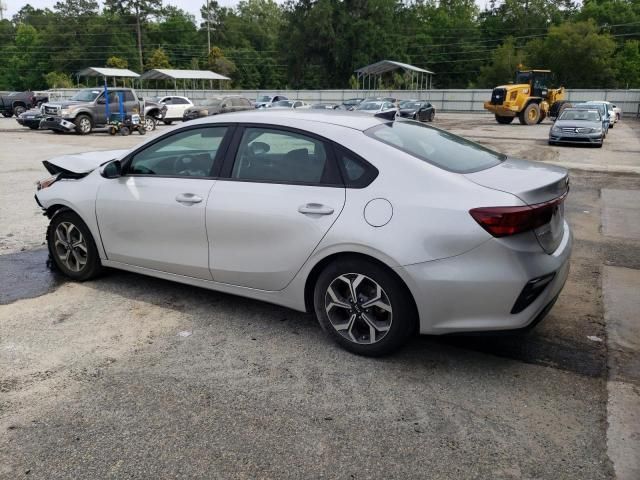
[355,60,434,76]
[77,67,140,78]
[139,69,230,81]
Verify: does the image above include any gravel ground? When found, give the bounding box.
[1,113,639,479]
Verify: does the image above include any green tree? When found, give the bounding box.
[44,71,75,88]
[106,56,129,68]
[104,0,163,72]
[525,21,617,87]
[146,48,172,69]
[477,37,525,87]
[208,46,236,77]
[614,39,640,88]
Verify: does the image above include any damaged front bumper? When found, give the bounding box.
[40,116,76,132]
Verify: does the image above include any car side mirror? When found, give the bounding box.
[100,160,122,179]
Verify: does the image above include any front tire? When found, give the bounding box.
[313,258,416,356]
[74,114,92,135]
[495,115,514,124]
[518,103,540,125]
[47,210,102,281]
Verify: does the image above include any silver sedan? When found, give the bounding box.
[35,110,572,356]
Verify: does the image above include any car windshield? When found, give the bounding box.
[357,102,382,111]
[574,103,605,115]
[366,121,504,173]
[273,100,294,107]
[399,101,422,109]
[257,96,272,102]
[559,110,600,122]
[70,90,101,102]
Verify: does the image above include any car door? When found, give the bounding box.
[207,126,345,291]
[96,125,232,279]
[161,97,175,118]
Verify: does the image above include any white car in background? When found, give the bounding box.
[266,100,309,109]
[150,96,193,125]
[586,101,619,126]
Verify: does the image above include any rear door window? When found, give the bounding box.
[231,128,329,184]
[365,121,504,173]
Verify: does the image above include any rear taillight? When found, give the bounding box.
[469,193,567,238]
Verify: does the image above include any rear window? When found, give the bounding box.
[365,121,504,173]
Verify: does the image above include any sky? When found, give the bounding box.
[2,0,494,22]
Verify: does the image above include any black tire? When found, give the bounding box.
[74,114,92,135]
[47,210,102,281]
[537,111,546,124]
[163,120,173,125]
[138,126,146,135]
[313,257,416,356]
[119,126,130,136]
[495,115,514,124]
[518,103,540,125]
[28,125,39,130]
[550,101,571,119]
[428,110,435,122]
[13,105,27,117]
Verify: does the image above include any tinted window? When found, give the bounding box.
[232,128,327,184]
[124,91,136,102]
[173,98,189,105]
[366,121,504,173]
[129,127,227,177]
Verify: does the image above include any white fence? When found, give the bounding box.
[47,88,640,116]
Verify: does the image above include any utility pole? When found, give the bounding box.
[0,0,6,20]
[206,0,211,53]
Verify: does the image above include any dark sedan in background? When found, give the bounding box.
[397,100,435,122]
[16,108,45,129]
[183,96,252,121]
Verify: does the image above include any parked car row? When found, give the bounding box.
[10,89,442,135]
[548,100,622,148]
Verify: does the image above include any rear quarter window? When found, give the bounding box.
[365,121,504,173]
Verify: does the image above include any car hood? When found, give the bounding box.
[463,157,568,205]
[553,119,602,129]
[43,149,128,175]
[44,101,87,108]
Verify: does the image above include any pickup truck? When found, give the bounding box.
[40,87,166,134]
[0,91,40,118]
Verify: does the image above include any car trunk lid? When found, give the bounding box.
[464,158,569,253]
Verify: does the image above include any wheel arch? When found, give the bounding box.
[302,251,419,327]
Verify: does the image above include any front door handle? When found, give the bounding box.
[175,193,203,205]
[298,203,334,215]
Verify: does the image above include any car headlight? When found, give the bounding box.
[551,126,561,133]
[60,108,72,116]
[36,173,60,190]
[592,127,602,133]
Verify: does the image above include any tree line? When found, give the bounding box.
[1,0,639,91]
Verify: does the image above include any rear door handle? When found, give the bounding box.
[298,203,334,215]
[175,193,203,205]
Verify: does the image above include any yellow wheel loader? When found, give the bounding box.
[484,69,571,125]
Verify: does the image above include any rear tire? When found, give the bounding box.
[495,115,514,124]
[313,258,416,356]
[47,210,102,281]
[144,117,156,132]
[518,103,540,125]
[13,105,26,117]
[428,111,435,122]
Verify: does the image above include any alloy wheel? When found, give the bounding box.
[144,117,156,131]
[324,273,393,344]
[79,117,91,133]
[53,221,88,272]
